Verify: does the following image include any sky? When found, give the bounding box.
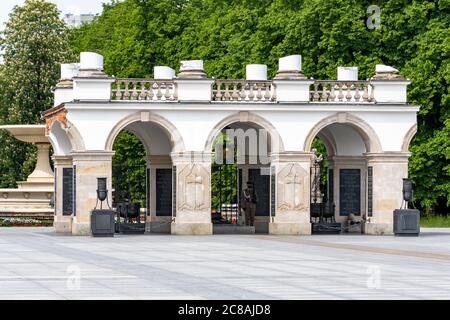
[0,0,109,30]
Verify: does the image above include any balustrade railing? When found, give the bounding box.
[111,79,178,101]
[310,81,375,103]
[110,78,377,104]
[212,80,276,102]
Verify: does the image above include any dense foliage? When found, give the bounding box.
[0,0,71,187]
[211,132,238,210]
[112,130,147,207]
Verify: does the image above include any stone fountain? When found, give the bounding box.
[0,125,54,217]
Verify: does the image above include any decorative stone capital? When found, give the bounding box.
[71,151,115,162]
[177,60,207,79]
[270,151,315,164]
[52,155,73,166]
[364,152,411,164]
[77,70,109,78]
[274,70,307,80]
[177,69,207,79]
[171,151,213,164]
[147,155,172,166]
[331,155,367,166]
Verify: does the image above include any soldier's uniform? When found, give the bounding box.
[242,181,258,226]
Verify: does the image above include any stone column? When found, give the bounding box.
[171,151,213,235]
[71,151,114,236]
[53,155,73,233]
[269,152,314,235]
[146,155,173,233]
[364,152,410,235]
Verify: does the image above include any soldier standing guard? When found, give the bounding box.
[242,181,258,226]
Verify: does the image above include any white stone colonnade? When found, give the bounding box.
[43,52,418,236]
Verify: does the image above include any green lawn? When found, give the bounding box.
[420,215,450,228]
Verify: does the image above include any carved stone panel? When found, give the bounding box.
[177,163,210,212]
[277,163,309,212]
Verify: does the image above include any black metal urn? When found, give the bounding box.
[91,177,115,237]
[393,178,420,236]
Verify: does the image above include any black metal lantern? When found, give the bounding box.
[402,178,413,202]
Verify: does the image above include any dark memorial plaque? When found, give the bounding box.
[328,168,334,203]
[54,169,57,216]
[62,168,73,215]
[339,169,361,216]
[156,168,172,216]
[249,168,270,216]
[172,166,177,217]
[270,166,276,218]
[146,168,150,216]
[367,166,373,217]
[238,168,242,207]
[73,165,76,216]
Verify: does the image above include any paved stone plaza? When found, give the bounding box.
[1,227,449,300]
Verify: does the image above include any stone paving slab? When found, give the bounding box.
[0,227,449,299]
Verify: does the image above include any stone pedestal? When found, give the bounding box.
[170,152,213,235]
[26,143,54,184]
[71,151,114,236]
[0,125,54,216]
[273,79,314,102]
[269,152,314,235]
[363,152,410,235]
[53,155,73,233]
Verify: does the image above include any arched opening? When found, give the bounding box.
[109,118,176,234]
[112,129,147,227]
[209,120,278,234]
[306,121,378,228]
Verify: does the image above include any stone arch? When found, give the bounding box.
[47,119,85,155]
[401,123,417,152]
[303,112,382,153]
[204,111,285,152]
[104,111,185,152]
[316,129,337,157]
[124,126,152,156]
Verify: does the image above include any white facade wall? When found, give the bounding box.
[45,52,419,236]
[65,103,418,155]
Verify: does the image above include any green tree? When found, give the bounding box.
[112,130,147,207]
[0,0,71,187]
[211,132,238,210]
